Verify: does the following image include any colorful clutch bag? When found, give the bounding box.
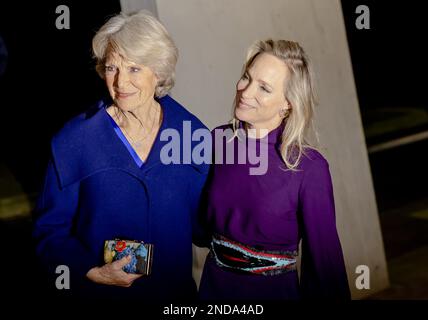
[104,239,154,275]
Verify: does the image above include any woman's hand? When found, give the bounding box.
[86,255,142,287]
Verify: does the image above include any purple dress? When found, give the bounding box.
[199,124,350,300]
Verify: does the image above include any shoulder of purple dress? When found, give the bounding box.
[299,148,330,171]
[210,123,234,140]
[297,148,333,194]
[211,123,233,133]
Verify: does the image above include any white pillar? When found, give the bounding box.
[120,0,157,16]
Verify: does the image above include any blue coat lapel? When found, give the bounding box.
[51,95,208,189]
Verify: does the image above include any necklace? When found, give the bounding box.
[113,103,161,149]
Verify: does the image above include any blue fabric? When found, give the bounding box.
[106,112,144,168]
[33,95,210,300]
[0,35,7,76]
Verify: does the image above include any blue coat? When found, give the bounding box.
[33,95,209,300]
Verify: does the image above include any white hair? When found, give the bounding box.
[92,10,178,97]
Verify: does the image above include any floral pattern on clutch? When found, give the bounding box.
[104,239,153,275]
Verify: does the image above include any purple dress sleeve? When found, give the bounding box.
[299,156,351,299]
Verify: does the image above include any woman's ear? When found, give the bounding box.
[279,108,289,119]
[285,99,291,111]
[279,100,292,118]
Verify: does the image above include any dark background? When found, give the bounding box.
[342,1,428,211]
[342,0,428,146]
[342,1,428,299]
[342,1,428,110]
[0,0,120,194]
[0,0,121,299]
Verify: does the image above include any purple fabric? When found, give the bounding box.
[199,124,350,300]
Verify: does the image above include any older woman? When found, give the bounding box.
[33,10,208,300]
[199,39,350,300]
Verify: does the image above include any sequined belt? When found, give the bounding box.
[211,233,298,276]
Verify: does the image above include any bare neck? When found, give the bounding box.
[108,100,162,133]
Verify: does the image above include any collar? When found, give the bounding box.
[239,121,284,146]
[51,95,208,188]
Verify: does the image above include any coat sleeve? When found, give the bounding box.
[189,127,213,248]
[189,165,211,248]
[32,159,99,284]
[298,157,351,299]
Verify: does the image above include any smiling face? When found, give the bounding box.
[235,53,290,131]
[104,50,158,112]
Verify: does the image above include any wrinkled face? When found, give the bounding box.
[104,50,158,111]
[235,53,290,130]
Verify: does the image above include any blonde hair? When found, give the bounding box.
[233,39,317,170]
[92,10,178,97]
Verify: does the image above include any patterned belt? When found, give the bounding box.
[211,233,297,276]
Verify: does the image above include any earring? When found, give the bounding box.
[280,107,290,118]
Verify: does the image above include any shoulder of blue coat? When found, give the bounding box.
[159,95,207,131]
[159,96,210,175]
[49,100,109,188]
[52,100,104,143]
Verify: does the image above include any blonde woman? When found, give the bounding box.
[33,11,208,300]
[199,40,350,300]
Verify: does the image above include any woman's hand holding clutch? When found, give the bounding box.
[86,255,142,287]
